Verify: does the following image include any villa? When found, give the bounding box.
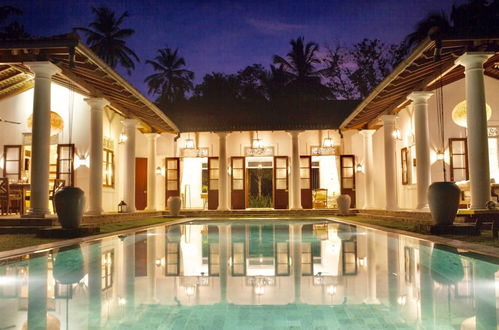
[0,33,498,330]
[0,35,498,217]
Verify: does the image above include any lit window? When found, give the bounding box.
[101,250,114,291]
[103,149,114,187]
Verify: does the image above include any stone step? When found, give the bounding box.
[0,226,51,234]
[0,218,55,227]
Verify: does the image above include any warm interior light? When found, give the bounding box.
[451,100,492,128]
[155,166,163,175]
[254,286,265,295]
[436,151,445,161]
[119,132,128,144]
[185,286,195,297]
[358,257,367,267]
[355,163,364,173]
[252,131,264,149]
[323,137,333,148]
[185,138,195,149]
[326,285,336,295]
[392,129,401,140]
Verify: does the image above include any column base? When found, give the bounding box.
[364,297,380,304]
[86,209,103,216]
[290,207,303,211]
[145,207,156,212]
[26,208,49,218]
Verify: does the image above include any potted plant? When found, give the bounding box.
[54,186,85,229]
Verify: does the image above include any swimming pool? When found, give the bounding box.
[0,218,497,329]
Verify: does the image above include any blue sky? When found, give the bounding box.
[9,0,459,96]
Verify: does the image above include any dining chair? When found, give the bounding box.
[0,178,22,215]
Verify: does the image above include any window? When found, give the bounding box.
[103,149,114,187]
[449,138,469,182]
[3,145,21,182]
[488,127,499,183]
[401,147,409,185]
[56,144,75,186]
[101,250,114,291]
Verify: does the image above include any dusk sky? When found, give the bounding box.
[8,0,460,96]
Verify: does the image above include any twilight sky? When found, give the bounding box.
[8,0,459,96]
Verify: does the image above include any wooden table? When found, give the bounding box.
[9,183,30,215]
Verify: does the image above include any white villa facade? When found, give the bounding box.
[0,36,498,216]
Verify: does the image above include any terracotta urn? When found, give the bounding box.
[428,182,460,226]
[167,196,182,216]
[336,194,351,215]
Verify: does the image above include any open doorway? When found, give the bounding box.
[246,157,273,208]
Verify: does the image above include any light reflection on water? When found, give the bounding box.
[0,219,497,329]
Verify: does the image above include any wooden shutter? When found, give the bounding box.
[300,156,312,209]
[401,147,409,185]
[231,224,246,276]
[340,155,356,208]
[165,225,181,276]
[3,145,21,181]
[134,230,147,277]
[449,138,469,181]
[275,225,290,276]
[208,157,219,210]
[231,157,245,209]
[56,144,75,186]
[273,156,289,209]
[165,157,180,206]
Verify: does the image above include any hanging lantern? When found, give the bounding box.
[323,131,333,147]
[451,100,492,128]
[184,133,195,149]
[27,111,64,136]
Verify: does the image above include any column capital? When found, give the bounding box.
[85,97,110,109]
[407,91,433,103]
[25,61,61,78]
[287,130,303,137]
[123,118,139,127]
[217,131,229,138]
[359,129,376,137]
[144,132,160,140]
[380,115,396,124]
[455,52,494,69]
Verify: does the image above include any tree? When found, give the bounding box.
[193,72,241,102]
[0,5,29,40]
[235,64,268,101]
[74,7,139,74]
[272,36,330,99]
[324,39,405,99]
[145,47,194,105]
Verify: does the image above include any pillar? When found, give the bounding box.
[360,130,376,209]
[289,131,302,210]
[123,119,138,213]
[85,98,109,215]
[381,115,398,210]
[408,92,433,209]
[27,251,48,329]
[147,227,157,302]
[364,229,379,304]
[218,225,229,303]
[145,133,159,211]
[292,224,302,303]
[455,52,494,209]
[217,132,229,210]
[88,242,102,329]
[25,62,61,217]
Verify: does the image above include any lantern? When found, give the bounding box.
[118,200,128,213]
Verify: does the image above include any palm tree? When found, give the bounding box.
[74,7,139,74]
[404,11,451,49]
[272,37,329,99]
[0,21,29,39]
[144,48,194,105]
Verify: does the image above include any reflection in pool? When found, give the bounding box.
[0,219,497,329]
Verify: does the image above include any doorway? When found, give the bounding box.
[135,157,147,210]
[246,157,273,208]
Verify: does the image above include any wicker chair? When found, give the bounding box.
[49,179,65,213]
[0,178,22,215]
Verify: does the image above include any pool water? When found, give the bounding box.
[0,219,497,329]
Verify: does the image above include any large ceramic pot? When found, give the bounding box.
[54,186,85,229]
[336,194,351,215]
[53,245,85,285]
[167,196,182,216]
[428,182,460,226]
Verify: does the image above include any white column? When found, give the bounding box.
[289,131,302,210]
[456,52,494,209]
[381,115,398,210]
[408,91,433,210]
[364,229,379,304]
[145,133,159,211]
[25,62,61,217]
[360,130,376,209]
[85,97,109,215]
[123,119,138,213]
[217,132,229,210]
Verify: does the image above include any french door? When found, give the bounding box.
[165,157,180,207]
[300,156,312,209]
[208,157,219,210]
[231,157,245,209]
[340,155,356,208]
[274,156,289,209]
